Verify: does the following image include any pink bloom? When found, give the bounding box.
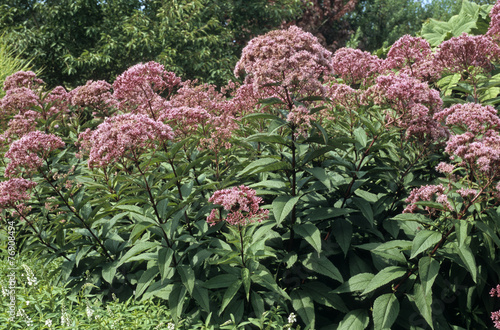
[3,71,44,91]
[490,284,500,298]
[434,103,500,135]
[159,106,211,138]
[456,188,477,199]
[45,86,71,117]
[403,184,450,214]
[331,47,383,85]
[492,310,500,330]
[487,1,500,42]
[71,80,117,116]
[327,83,361,108]
[1,87,41,117]
[234,25,332,101]
[434,33,500,75]
[207,185,269,226]
[435,162,455,174]
[113,61,181,119]
[4,131,65,178]
[286,105,315,138]
[0,178,37,212]
[383,35,439,81]
[77,113,174,169]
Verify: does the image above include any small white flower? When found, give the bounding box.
[167,322,176,330]
[288,312,297,324]
[45,318,53,327]
[86,305,94,319]
[26,300,30,306]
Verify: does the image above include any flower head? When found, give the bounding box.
[3,71,44,91]
[71,80,117,116]
[234,25,332,99]
[207,186,269,226]
[0,178,37,212]
[4,131,65,177]
[434,103,500,135]
[113,61,181,119]
[403,184,450,214]
[331,47,382,85]
[487,1,500,42]
[77,113,174,169]
[384,35,439,81]
[434,33,500,75]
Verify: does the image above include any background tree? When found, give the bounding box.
[0,0,303,88]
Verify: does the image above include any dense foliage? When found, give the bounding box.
[0,0,303,88]
[4,0,500,329]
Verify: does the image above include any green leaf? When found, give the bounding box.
[332,219,352,256]
[220,279,242,315]
[337,309,369,330]
[353,197,374,225]
[158,248,175,281]
[291,290,315,329]
[303,253,343,282]
[307,167,331,189]
[353,126,368,148]
[242,268,251,301]
[272,195,300,226]
[475,221,500,248]
[333,273,374,293]
[301,282,348,312]
[362,266,407,295]
[178,264,195,295]
[373,293,399,330]
[454,242,477,283]
[118,241,159,266]
[354,189,379,203]
[136,266,159,298]
[246,133,288,145]
[419,257,439,296]
[410,230,442,259]
[204,274,237,289]
[101,261,118,284]
[238,158,290,177]
[169,285,187,322]
[410,283,434,329]
[294,223,322,253]
[192,280,210,312]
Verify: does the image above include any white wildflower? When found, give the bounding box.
[288,312,297,324]
[167,322,176,330]
[45,318,52,328]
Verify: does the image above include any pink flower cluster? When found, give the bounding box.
[403,184,451,214]
[434,33,500,75]
[0,178,37,212]
[383,35,439,81]
[207,185,269,226]
[4,131,65,178]
[166,81,239,150]
[3,71,44,91]
[113,61,181,119]
[287,105,315,138]
[77,113,174,169]
[434,103,500,134]
[234,25,332,100]
[488,1,500,42]
[436,104,500,174]
[331,47,383,85]
[364,73,444,140]
[71,80,117,116]
[491,285,500,329]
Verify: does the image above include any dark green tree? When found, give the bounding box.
[0,0,303,88]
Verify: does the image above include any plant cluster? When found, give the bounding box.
[3,2,500,328]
